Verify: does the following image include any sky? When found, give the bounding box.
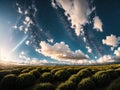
[0,0,120,65]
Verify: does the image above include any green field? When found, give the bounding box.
[0,64,120,90]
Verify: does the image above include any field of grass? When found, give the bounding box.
[0,64,120,90]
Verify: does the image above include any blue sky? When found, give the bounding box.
[0,0,120,65]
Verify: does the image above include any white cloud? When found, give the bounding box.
[68,55,116,65]
[25,27,28,32]
[36,41,89,61]
[13,25,18,29]
[83,37,87,42]
[95,56,97,59]
[70,54,120,65]
[30,59,48,65]
[23,16,33,33]
[93,16,103,32]
[19,51,30,61]
[47,39,54,43]
[18,7,23,14]
[25,40,30,45]
[21,51,25,55]
[97,55,113,63]
[51,0,58,9]
[86,46,92,53]
[114,47,120,57]
[102,34,120,47]
[23,21,27,25]
[25,16,31,22]
[24,10,28,15]
[17,50,120,65]
[30,59,40,65]
[18,51,49,65]
[19,25,24,31]
[2,50,119,65]
[24,16,33,26]
[55,0,95,36]
[69,59,98,65]
[111,47,114,51]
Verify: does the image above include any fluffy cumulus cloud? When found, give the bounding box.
[30,59,48,65]
[54,0,95,36]
[97,55,114,63]
[35,41,120,65]
[36,41,89,61]
[93,16,103,32]
[114,47,120,57]
[19,51,30,61]
[64,55,117,65]
[96,53,120,64]
[18,51,49,65]
[67,59,96,65]
[102,34,120,47]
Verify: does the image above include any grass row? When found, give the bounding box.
[0,64,120,90]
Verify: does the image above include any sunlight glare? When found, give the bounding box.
[0,48,13,63]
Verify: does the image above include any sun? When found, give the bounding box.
[0,48,12,62]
